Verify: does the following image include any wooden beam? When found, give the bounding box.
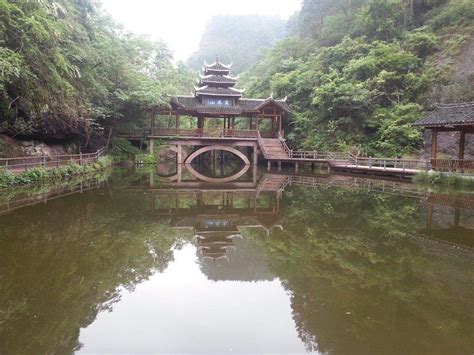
[459,131,466,160]
[430,128,438,160]
[423,125,474,133]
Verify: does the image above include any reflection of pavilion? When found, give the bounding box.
[195,217,241,261]
[420,193,474,251]
[132,173,289,262]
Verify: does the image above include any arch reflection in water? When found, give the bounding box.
[186,162,250,183]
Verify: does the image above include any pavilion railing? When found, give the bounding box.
[115,129,149,138]
[117,128,281,139]
[222,129,259,138]
[151,128,204,137]
[431,159,474,173]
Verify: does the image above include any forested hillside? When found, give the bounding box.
[241,0,474,156]
[0,0,194,143]
[187,15,286,74]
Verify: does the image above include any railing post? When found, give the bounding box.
[369,157,372,168]
[80,152,83,166]
[5,159,8,171]
[43,155,46,168]
[383,160,386,170]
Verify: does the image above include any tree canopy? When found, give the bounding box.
[0,0,194,141]
[241,0,474,156]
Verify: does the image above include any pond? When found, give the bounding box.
[0,167,473,354]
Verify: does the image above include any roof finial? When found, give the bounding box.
[270,92,274,99]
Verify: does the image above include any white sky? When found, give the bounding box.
[100,0,302,62]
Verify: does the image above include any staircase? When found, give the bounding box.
[258,138,290,160]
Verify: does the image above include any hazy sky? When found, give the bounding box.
[100,0,302,62]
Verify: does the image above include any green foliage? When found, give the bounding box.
[110,138,141,161]
[136,153,158,165]
[0,0,194,139]
[404,27,440,59]
[0,156,111,188]
[427,0,474,31]
[241,0,469,156]
[353,0,405,41]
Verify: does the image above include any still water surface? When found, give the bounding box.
[0,168,473,354]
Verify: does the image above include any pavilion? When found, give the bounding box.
[152,58,290,138]
[413,102,474,172]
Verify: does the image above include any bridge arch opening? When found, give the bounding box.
[184,146,250,166]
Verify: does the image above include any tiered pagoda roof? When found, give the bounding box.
[169,58,290,115]
[203,59,232,75]
[199,74,237,87]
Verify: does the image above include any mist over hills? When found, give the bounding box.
[187,15,287,74]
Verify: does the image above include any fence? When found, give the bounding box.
[346,156,430,172]
[431,159,474,174]
[0,147,107,173]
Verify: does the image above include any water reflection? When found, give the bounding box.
[0,169,473,353]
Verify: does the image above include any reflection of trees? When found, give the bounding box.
[0,189,190,354]
[256,186,474,354]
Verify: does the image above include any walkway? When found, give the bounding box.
[0,147,107,174]
[258,135,428,177]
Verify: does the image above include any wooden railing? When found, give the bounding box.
[0,147,107,173]
[116,128,280,139]
[256,131,268,158]
[222,129,259,138]
[339,156,430,172]
[431,159,474,173]
[115,129,149,138]
[151,128,204,137]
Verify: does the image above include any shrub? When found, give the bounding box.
[135,153,158,165]
[110,138,141,161]
[428,0,474,30]
[404,27,440,59]
[0,155,113,188]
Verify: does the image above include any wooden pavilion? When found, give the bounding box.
[413,102,474,171]
[153,58,290,138]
